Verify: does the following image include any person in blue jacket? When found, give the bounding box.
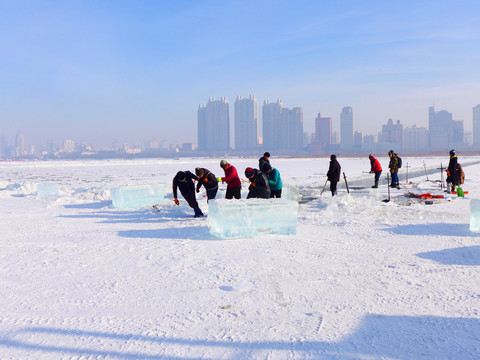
[172,170,204,218]
[262,163,282,198]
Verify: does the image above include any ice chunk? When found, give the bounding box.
[208,198,298,239]
[110,184,165,209]
[37,183,59,197]
[470,199,480,233]
[282,182,299,201]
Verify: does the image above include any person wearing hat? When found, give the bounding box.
[172,170,204,218]
[388,150,399,189]
[262,163,282,198]
[326,154,341,196]
[258,152,270,172]
[218,160,242,199]
[244,167,271,199]
[368,154,382,188]
[446,149,458,193]
[195,167,218,201]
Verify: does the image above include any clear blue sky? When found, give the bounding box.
[1,0,480,149]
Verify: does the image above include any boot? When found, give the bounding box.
[194,207,204,218]
[372,180,379,188]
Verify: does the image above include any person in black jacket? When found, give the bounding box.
[245,167,271,199]
[327,154,341,196]
[195,167,218,201]
[258,152,270,172]
[446,149,458,193]
[172,170,204,217]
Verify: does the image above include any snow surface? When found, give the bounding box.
[0,155,479,359]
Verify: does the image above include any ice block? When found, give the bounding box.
[111,184,165,209]
[37,183,59,197]
[208,198,298,239]
[282,182,299,201]
[470,199,480,233]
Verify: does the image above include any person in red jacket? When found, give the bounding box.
[368,154,383,188]
[218,160,242,199]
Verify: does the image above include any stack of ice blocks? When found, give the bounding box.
[470,199,480,233]
[37,183,59,197]
[111,184,165,209]
[208,198,299,239]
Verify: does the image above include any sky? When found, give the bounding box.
[1,0,480,150]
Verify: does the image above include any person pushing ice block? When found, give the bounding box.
[208,198,298,239]
[470,199,480,233]
[37,183,59,197]
[111,184,165,209]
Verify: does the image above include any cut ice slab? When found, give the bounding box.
[110,184,165,209]
[282,182,300,201]
[470,199,480,233]
[37,183,59,197]
[208,198,298,239]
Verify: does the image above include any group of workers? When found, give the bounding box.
[173,150,464,217]
[172,152,283,217]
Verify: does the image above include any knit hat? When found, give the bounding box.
[262,163,272,173]
[220,160,228,169]
[195,168,204,176]
[245,167,256,179]
[450,149,455,156]
[330,154,336,160]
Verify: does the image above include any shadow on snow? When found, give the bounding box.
[416,245,480,266]
[381,222,476,237]
[0,314,479,359]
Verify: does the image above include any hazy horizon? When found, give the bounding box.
[1,1,480,149]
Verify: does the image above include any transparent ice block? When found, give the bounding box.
[111,184,165,209]
[470,199,480,233]
[37,183,59,197]
[208,198,298,239]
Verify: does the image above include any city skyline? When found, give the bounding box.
[1,1,480,148]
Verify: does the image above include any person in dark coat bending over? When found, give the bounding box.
[195,167,218,201]
[327,154,341,196]
[172,170,204,218]
[245,167,271,199]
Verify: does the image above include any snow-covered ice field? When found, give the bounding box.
[0,155,479,359]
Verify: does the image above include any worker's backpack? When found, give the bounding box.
[397,156,402,169]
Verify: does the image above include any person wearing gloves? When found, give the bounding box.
[172,170,204,218]
[218,160,242,199]
[195,167,218,201]
[368,154,383,188]
[262,163,282,198]
[244,167,271,199]
[388,150,400,189]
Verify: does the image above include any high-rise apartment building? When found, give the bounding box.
[473,105,480,149]
[197,97,230,152]
[404,125,428,154]
[262,100,303,153]
[234,95,258,152]
[380,118,403,151]
[314,113,332,151]
[428,106,465,151]
[63,140,75,153]
[262,100,284,151]
[282,107,304,152]
[15,132,25,157]
[340,106,354,152]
